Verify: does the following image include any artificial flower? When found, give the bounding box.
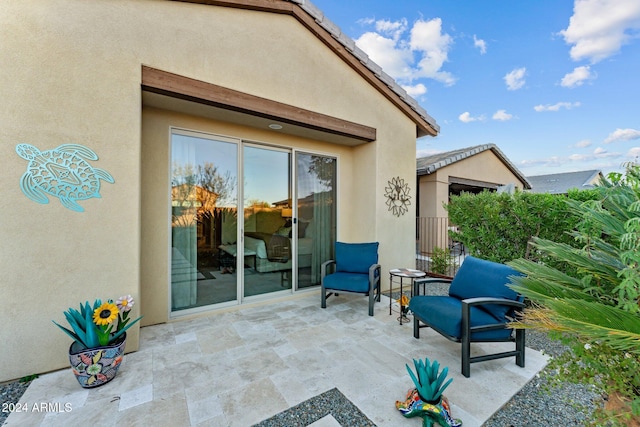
[398,294,410,307]
[116,295,134,312]
[93,302,118,326]
[54,296,143,350]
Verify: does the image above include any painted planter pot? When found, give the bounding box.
[68,333,126,388]
[396,388,463,427]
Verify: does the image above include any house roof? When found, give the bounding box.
[416,144,531,189]
[175,0,439,138]
[526,170,603,194]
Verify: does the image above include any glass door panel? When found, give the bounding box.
[170,131,238,312]
[243,145,292,297]
[296,153,337,288]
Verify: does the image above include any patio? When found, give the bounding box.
[5,292,547,427]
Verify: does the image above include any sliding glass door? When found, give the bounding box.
[170,130,238,311]
[170,129,337,313]
[296,153,337,288]
[243,145,292,297]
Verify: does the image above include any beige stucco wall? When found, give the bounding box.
[1,0,422,382]
[418,150,527,217]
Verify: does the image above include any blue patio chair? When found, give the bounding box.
[409,256,526,377]
[321,242,381,316]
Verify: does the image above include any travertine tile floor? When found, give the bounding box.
[5,293,547,427]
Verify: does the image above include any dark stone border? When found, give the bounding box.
[252,388,376,427]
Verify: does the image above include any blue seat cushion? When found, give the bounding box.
[323,272,371,293]
[409,296,513,341]
[448,256,523,322]
[335,242,379,274]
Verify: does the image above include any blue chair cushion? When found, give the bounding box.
[335,242,379,274]
[448,256,523,321]
[409,296,513,341]
[323,272,371,293]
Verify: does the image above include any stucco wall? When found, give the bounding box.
[1,0,422,381]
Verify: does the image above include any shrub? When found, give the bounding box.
[508,164,640,426]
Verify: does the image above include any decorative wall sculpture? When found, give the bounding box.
[16,143,114,212]
[385,176,411,217]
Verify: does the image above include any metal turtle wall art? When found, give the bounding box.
[16,143,114,212]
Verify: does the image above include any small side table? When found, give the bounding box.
[389,268,426,325]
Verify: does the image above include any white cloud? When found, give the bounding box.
[356,32,415,80]
[375,18,408,41]
[594,147,607,154]
[402,83,427,97]
[534,101,581,112]
[473,35,487,54]
[561,65,595,88]
[519,149,622,171]
[504,67,526,90]
[560,0,640,63]
[355,17,456,90]
[604,128,640,143]
[574,139,592,148]
[492,110,513,121]
[459,112,485,123]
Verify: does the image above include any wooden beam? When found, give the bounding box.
[142,66,377,142]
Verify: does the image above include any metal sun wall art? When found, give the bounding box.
[16,143,114,213]
[385,176,411,217]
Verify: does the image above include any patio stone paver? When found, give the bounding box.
[5,292,548,427]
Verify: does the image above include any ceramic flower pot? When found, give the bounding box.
[396,388,462,427]
[68,332,126,388]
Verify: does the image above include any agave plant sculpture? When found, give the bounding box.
[53,295,142,350]
[406,357,453,404]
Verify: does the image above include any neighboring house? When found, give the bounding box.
[416,144,530,255]
[1,0,439,382]
[527,170,604,194]
[417,144,530,218]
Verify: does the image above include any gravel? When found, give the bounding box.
[0,379,32,426]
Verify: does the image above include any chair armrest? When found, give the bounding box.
[461,297,525,333]
[321,260,336,278]
[413,277,452,296]
[462,297,525,310]
[369,264,381,285]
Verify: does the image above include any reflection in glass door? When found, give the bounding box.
[243,145,292,298]
[170,130,238,312]
[296,153,337,288]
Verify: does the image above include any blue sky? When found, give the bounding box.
[310,0,640,177]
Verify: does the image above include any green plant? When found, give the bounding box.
[19,374,39,383]
[406,357,453,403]
[446,189,599,264]
[53,295,142,349]
[507,164,640,426]
[430,246,455,275]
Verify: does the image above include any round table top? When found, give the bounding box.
[389,268,427,278]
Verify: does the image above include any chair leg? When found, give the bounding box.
[368,290,374,316]
[516,329,526,367]
[413,316,420,339]
[321,285,327,309]
[461,335,471,378]
[461,303,471,378]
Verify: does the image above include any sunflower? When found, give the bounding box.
[93,302,118,326]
